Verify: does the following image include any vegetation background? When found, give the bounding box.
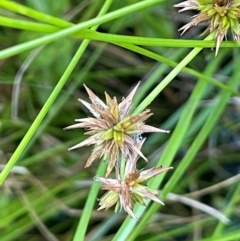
[0,0,240,240]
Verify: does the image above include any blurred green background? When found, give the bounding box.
[0,0,240,240]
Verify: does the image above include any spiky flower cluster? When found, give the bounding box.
[174,0,240,55]
[65,83,172,219]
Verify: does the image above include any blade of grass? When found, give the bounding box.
[211,51,240,237]
[133,48,186,105]
[17,14,127,165]
[0,0,166,60]
[143,217,214,241]
[0,2,94,185]
[0,0,72,27]
[133,36,214,115]
[0,173,83,228]
[72,163,106,241]
[113,44,226,241]
[0,0,111,185]
[66,1,114,240]
[0,4,238,96]
[131,51,240,240]
[113,43,239,96]
[161,52,240,198]
[112,35,215,241]
[1,176,86,241]
[0,42,87,184]
[198,229,240,241]
[127,49,236,240]
[212,182,240,237]
[0,14,239,49]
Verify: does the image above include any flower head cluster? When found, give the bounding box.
[65,82,169,177]
[174,0,240,55]
[95,140,173,219]
[65,83,172,219]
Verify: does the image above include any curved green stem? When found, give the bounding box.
[0,0,165,59]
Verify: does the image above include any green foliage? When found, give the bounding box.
[0,0,240,241]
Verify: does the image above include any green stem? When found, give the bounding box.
[126,50,239,241]
[124,50,228,241]
[0,0,72,27]
[72,163,106,241]
[112,36,213,241]
[71,1,113,240]
[0,0,165,60]
[0,44,82,184]
[0,14,239,48]
[132,36,213,115]
[0,4,238,95]
[212,182,240,237]
[0,0,111,186]
[113,42,239,96]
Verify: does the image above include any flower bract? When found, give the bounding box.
[65,83,169,176]
[174,0,240,55]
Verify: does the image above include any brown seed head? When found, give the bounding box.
[65,83,169,176]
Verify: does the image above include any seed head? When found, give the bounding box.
[174,0,240,55]
[65,83,169,177]
[95,141,173,220]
